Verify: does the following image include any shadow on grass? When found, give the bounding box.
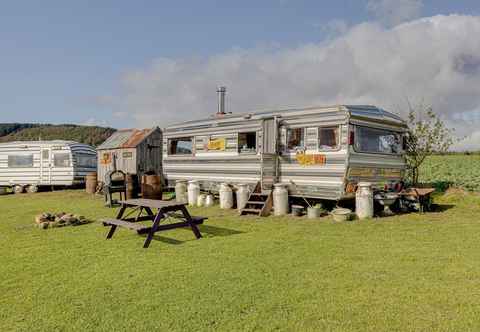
[430,204,455,212]
[197,224,244,237]
[139,225,244,245]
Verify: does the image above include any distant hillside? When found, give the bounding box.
[0,123,116,146]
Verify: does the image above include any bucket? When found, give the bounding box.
[85,172,97,194]
[175,180,188,204]
[126,174,139,199]
[332,208,352,222]
[291,205,304,217]
[142,175,162,200]
[307,207,322,219]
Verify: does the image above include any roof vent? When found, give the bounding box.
[216,86,227,117]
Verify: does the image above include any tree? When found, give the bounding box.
[405,103,455,186]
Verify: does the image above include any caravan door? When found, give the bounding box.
[261,117,279,191]
[40,148,52,184]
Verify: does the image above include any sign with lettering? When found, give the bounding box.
[207,138,226,151]
[296,152,326,166]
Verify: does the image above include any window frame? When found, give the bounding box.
[317,125,341,152]
[353,125,403,155]
[286,127,306,152]
[168,137,194,156]
[8,154,34,168]
[53,152,71,167]
[75,153,97,168]
[237,131,258,154]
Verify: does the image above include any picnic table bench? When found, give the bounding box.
[102,199,207,248]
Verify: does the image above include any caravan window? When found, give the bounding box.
[287,128,305,151]
[238,132,257,153]
[168,137,193,155]
[318,126,339,150]
[355,126,402,154]
[8,155,33,167]
[54,153,71,167]
[76,154,96,168]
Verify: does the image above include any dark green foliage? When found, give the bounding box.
[0,123,116,146]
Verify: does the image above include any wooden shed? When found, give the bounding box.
[97,127,162,183]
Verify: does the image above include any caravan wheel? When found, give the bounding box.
[26,185,39,193]
[13,185,25,194]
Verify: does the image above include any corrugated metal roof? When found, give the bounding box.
[97,128,156,150]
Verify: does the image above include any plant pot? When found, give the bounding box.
[307,207,322,219]
[331,208,352,222]
[292,205,304,217]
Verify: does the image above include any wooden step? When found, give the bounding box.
[241,208,262,215]
[246,201,264,205]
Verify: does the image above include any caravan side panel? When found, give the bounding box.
[277,109,349,200]
[163,119,263,191]
[0,144,41,186]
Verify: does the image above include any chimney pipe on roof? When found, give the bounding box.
[216,86,226,116]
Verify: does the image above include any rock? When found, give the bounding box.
[55,212,66,218]
[50,221,60,228]
[35,215,48,224]
[39,222,49,229]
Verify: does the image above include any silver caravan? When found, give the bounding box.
[162,105,407,201]
[0,140,96,193]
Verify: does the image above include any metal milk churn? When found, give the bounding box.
[197,193,206,207]
[356,182,373,219]
[175,180,188,204]
[187,180,200,207]
[236,183,250,211]
[204,194,214,207]
[219,183,233,209]
[273,183,289,216]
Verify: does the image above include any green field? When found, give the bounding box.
[419,154,480,191]
[2,190,480,331]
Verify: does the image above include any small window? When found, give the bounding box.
[76,154,97,168]
[122,151,133,159]
[8,155,33,168]
[318,126,339,150]
[355,126,402,154]
[238,132,257,153]
[42,150,50,159]
[168,137,193,155]
[287,128,305,151]
[54,153,71,167]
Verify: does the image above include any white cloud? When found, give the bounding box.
[367,0,423,27]
[104,14,480,150]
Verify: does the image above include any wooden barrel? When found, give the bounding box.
[86,172,98,194]
[126,174,139,199]
[141,175,162,200]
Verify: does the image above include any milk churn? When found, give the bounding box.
[273,183,289,216]
[197,194,206,207]
[175,180,188,204]
[219,183,233,209]
[187,180,200,206]
[236,183,250,211]
[204,194,214,207]
[356,182,373,219]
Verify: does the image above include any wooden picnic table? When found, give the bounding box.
[103,198,205,248]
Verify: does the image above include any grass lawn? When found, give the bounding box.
[2,190,480,331]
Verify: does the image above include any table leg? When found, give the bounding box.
[106,205,126,239]
[180,206,202,239]
[143,212,165,248]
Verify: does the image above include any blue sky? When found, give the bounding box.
[1,0,480,136]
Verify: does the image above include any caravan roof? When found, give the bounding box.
[166,105,406,130]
